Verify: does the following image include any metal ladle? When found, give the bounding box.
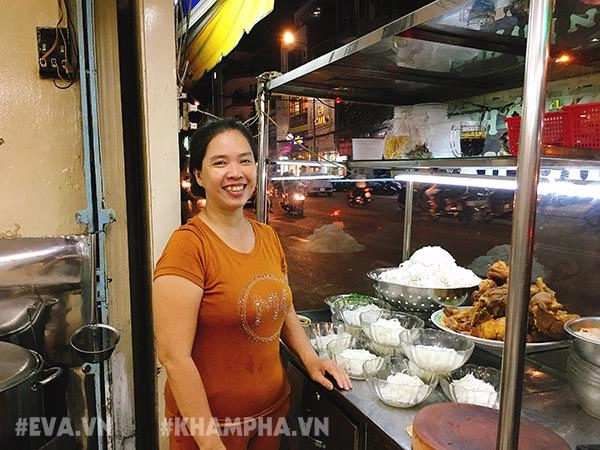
[70,233,120,363]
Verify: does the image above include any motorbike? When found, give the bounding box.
[347,186,373,207]
[469,189,514,223]
[426,186,514,223]
[425,185,473,222]
[397,183,430,213]
[280,190,305,216]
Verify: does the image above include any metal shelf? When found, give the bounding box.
[266,0,598,105]
[347,156,516,170]
[347,147,600,171]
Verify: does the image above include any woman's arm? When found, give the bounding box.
[153,275,225,450]
[280,305,352,391]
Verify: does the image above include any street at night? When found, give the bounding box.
[265,192,513,311]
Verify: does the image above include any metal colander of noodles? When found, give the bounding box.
[367,268,480,315]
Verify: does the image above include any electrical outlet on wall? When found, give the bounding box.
[36,26,74,80]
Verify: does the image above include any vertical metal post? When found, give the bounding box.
[402,181,414,261]
[313,98,317,161]
[280,47,289,73]
[75,0,117,448]
[256,75,270,223]
[498,0,554,448]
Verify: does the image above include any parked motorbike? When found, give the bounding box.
[280,190,305,216]
[347,186,373,207]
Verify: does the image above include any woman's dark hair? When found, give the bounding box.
[188,118,258,197]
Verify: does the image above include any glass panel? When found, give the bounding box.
[264,170,513,318]
[534,0,600,319]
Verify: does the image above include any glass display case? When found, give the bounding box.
[256,0,600,447]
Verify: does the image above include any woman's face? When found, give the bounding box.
[194,129,257,211]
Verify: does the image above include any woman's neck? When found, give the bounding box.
[197,206,246,230]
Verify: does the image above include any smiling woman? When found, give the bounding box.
[152,118,351,450]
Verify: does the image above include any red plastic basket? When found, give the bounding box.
[562,102,600,149]
[504,116,522,155]
[503,112,566,155]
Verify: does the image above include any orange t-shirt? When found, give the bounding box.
[154,216,292,422]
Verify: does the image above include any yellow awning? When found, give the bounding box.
[185,0,275,81]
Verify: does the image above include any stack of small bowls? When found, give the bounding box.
[324,293,385,328]
[360,309,425,356]
[326,335,381,380]
[362,356,438,408]
[399,328,474,375]
[439,364,501,408]
[564,317,600,418]
[304,321,351,358]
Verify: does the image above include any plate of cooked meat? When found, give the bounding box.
[431,307,569,351]
[430,260,579,352]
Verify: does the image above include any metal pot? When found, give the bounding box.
[0,295,58,353]
[0,341,62,449]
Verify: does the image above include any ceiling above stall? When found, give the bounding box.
[266,0,600,105]
[178,0,274,82]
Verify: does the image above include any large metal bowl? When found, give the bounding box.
[567,346,600,418]
[367,268,479,315]
[564,317,600,367]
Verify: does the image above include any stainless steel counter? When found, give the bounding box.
[287,310,600,449]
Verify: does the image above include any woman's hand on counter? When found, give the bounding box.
[306,358,352,391]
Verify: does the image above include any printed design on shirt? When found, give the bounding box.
[238,273,290,343]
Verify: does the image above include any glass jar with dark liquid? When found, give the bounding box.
[460,130,487,156]
[452,121,487,157]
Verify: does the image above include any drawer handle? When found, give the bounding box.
[314,392,320,401]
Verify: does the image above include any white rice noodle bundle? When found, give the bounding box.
[378,246,480,288]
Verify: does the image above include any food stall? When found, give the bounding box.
[255,0,600,447]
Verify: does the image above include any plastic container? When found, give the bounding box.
[352,138,384,160]
[383,107,412,159]
[504,111,566,155]
[563,102,600,149]
[504,102,600,155]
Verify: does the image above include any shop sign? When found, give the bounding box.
[314,106,330,125]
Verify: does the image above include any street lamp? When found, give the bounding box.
[280,30,308,73]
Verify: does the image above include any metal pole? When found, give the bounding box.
[280,47,288,73]
[497,0,554,448]
[75,1,115,448]
[402,181,414,262]
[256,75,270,223]
[313,98,317,161]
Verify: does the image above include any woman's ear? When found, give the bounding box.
[193,169,203,186]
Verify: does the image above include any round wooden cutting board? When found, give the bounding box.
[412,403,570,450]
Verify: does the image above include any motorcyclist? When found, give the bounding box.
[280,180,306,216]
[425,184,465,213]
